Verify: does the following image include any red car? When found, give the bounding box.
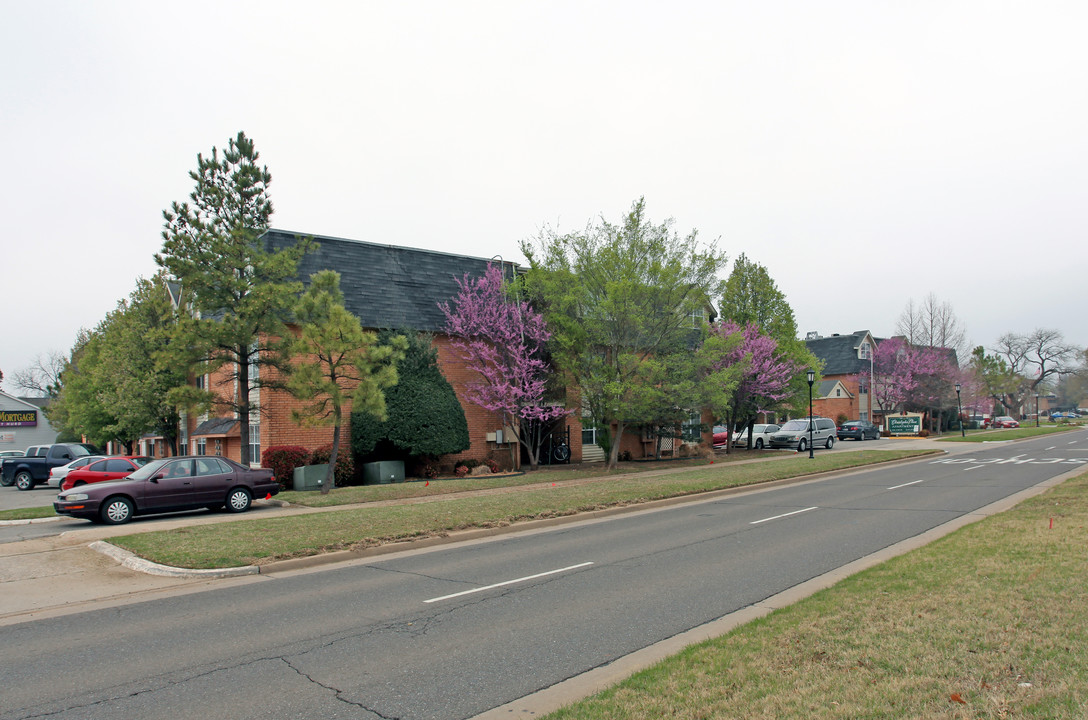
[61,456,152,491]
[991,416,1020,429]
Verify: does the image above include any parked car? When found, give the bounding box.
[47,455,106,488]
[1051,411,1080,421]
[0,450,25,458]
[769,417,837,451]
[54,455,279,524]
[60,456,152,491]
[1,443,100,490]
[837,420,880,441]
[991,416,1020,428]
[732,424,781,449]
[712,425,730,448]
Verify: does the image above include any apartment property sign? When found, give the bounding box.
[887,414,922,435]
[0,410,38,427]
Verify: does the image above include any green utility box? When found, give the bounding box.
[292,464,329,491]
[363,460,404,485]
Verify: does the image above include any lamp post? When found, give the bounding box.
[807,369,815,459]
[955,382,965,438]
[1035,393,1040,427]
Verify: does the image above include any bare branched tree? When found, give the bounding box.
[896,293,969,359]
[11,350,67,397]
[991,328,1081,414]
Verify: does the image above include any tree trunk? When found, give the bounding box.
[606,421,626,470]
[322,412,341,495]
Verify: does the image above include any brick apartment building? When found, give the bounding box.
[151,230,584,471]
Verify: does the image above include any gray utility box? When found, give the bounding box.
[292,464,329,491]
[363,460,404,485]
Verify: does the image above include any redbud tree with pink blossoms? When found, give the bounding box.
[701,320,802,452]
[441,264,571,470]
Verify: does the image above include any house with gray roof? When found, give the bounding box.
[804,330,879,424]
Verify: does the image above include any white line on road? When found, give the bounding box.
[750,507,818,525]
[424,562,594,603]
[888,479,925,489]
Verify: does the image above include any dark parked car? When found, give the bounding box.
[837,420,880,441]
[54,456,279,524]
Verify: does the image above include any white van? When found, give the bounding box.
[769,417,837,451]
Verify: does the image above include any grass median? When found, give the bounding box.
[110,449,935,569]
[939,425,1081,443]
[544,471,1088,720]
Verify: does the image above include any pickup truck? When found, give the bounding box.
[0,443,100,491]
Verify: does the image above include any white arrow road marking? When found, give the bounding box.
[424,562,594,603]
[750,506,818,525]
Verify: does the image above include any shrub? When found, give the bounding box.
[836,413,849,426]
[261,446,312,490]
[918,429,930,438]
[351,331,470,462]
[455,465,470,477]
[485,458,500,473]
[310,444,355,487]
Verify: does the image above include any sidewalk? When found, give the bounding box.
[0,439,956,625]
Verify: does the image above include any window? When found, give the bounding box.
[582,426,598,446]
[105,459,133,472]
[835,389,841,397]
[687,306,705,329]
[681,411,702,442]
[196,457,229,476]
[248,423,260,465]
[195,438,207,456]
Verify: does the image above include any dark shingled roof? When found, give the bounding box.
[805,331,876,376]
[264,229,517,333]
[191,418,239,437]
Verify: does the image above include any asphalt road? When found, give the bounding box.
[1,432,1085,720]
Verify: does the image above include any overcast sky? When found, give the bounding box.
[3,1,1085,392]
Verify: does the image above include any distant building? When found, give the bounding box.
[0,391,58,450]
[804,331,878,423]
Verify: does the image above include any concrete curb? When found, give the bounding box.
[0,516,62,526]
[88,541,259,578]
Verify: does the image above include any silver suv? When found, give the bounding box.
[769,417,837,451]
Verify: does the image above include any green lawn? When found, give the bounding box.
[939,424,1079,442]
[110,449,935,568]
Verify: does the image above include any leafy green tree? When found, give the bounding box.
[48,277,187,452]
[351,331,470,465]
[288,271,407,492]
[718,253,817,420]
[155,132,313,464]
[49,330,116,448]
[520,198,728,469]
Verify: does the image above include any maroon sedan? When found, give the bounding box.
[54,456,278,524]
[991,416,1020,429]
[61,456,152,492]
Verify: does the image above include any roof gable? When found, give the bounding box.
[806,331,877,376]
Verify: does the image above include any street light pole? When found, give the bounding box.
[1035,393,1040,427]
[807,369,815,459]
[955,382,965,438]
